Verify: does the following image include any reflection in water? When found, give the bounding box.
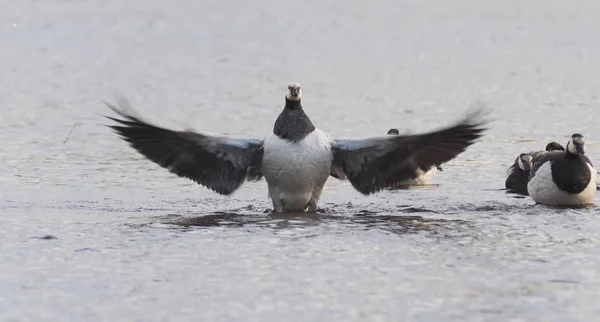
[155,207,472,237]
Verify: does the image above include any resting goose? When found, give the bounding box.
[105,83,488,213]
[528,134,597,205]
[505,153,534,195]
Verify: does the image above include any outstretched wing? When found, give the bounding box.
[330,108,488,195]
[104,99,264,195]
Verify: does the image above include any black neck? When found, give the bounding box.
[273,98,315,142]
[284,97,302,110]
[551,154,592,193]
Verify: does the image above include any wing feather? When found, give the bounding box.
[104,99,264,195]
[330,108,489,194]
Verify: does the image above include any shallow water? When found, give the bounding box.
[1,0,600,321]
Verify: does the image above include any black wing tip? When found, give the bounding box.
[102,114,130,126]
[451,111,491,145]
[106,125,132,138]
[412,105,491,144]
[102,98,162,132]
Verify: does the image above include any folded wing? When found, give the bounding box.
[330,109,488,194]
[104,99,264,195]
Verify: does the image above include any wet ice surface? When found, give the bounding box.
[2,0,600,321]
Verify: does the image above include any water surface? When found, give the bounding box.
[1,0,600,321]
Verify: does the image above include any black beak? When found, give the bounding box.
[290,88,299,97]
[576,145,585,154]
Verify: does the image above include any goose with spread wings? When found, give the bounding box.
[105,83,488,213]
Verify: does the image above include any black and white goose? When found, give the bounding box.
[527,134,597,205]
[505,153,534,195]
[105,83,488,213]
[386,128,442,186]
[505,141,564,195]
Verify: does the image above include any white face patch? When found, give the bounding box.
[517,157,525,170]
[286,83,302,101]
[518,155,532,171]
[567,140,579,154]
[568,136,586,154]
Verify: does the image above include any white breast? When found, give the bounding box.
[262,129,334,194]
[527,161,597,206]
